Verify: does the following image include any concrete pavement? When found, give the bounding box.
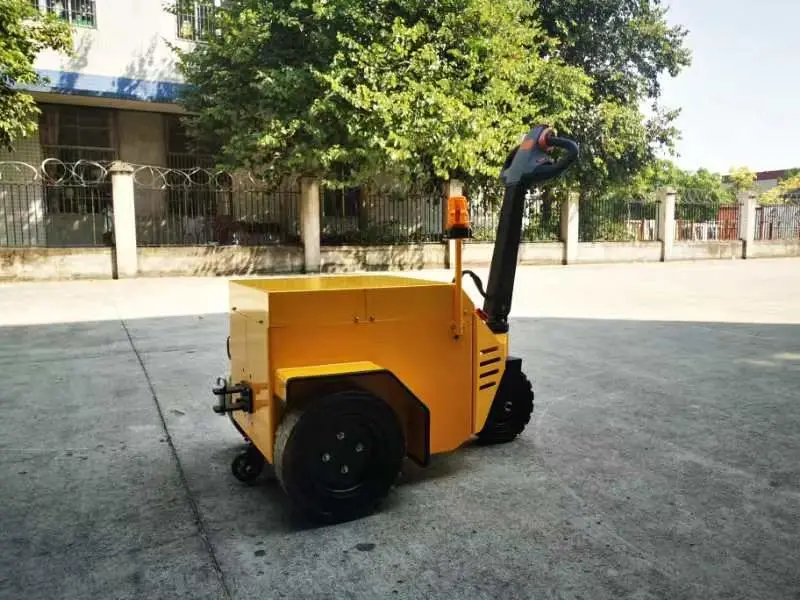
[1,258,799,599]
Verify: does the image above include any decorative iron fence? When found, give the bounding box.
[674,190,740,241]
[133,166,300,246]
[755,204,800,240]
[320,182,443,245]
[468,192,562,242]
[0,159,112,247]
[579,196,661,242]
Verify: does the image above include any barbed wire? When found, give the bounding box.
[129,164,304,192]
[0,159,297,190]
[0,159,112,185]
[130,165,235,190]
[2,159,795,207]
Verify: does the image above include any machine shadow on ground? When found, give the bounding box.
[1,313,799,600]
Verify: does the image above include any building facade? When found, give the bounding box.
[1,0,444,248]
[12,0,212,167]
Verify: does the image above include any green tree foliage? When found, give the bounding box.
[727,166,756,194]
[760,174,800,205]
[677,168,735,204]
[622,158,682,201]
[173,0,592,189]
[174,0,691,195]
[0,0,72,151]
[533,0,692,197]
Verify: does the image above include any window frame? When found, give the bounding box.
[37,104,117,216]
[31,0,98,28]
[175,0,219,42]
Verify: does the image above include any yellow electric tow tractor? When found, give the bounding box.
[211,125,579,523]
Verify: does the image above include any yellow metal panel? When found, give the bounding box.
[473,315,507,433]
[235,400,274,462]
[365,284,455,322]
[268,285,475,454]
[228,280,273,460]
[233,274,442,293]
[230,281,269,318]
[269,288,366,328]
[366,318,473,453]
[245,320,269,391]
[274,361,383,400]
[229,310,248,381]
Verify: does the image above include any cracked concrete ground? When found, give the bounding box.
[1,258,799,600]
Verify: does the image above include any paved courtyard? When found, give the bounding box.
[1,258,799,600]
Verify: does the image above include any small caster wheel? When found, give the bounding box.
[231,446,264,483]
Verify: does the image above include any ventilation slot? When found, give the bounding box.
[480,346,499,356]
[480,356,501,367]
[480,369,500,379]
[479,381,497,391]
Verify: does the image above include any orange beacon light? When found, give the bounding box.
[446,195,471,239]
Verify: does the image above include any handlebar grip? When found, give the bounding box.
[548,135,579,155]
[500,125,579,186]
[539,135,579,179]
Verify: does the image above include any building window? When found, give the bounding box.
[39,104,116,163]
[164,115,222,225]
[176,0,217,41]
[31,0,97,27]
[38,105,116,215]
[165,115,215,168]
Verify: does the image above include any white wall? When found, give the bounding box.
[34,0,193,86]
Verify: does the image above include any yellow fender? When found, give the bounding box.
[274,361,430,466]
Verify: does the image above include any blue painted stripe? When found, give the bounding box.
[19,69,189,103]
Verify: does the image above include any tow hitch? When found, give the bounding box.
[212,377,254,414]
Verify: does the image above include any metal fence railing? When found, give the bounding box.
[675,202,740,241]
[133,167,300,247]
[10,158,800,252]
[0,160,112,248]
[320,183,443,245]
[468,192,562,242]
[755,204,800,240]
[579,196,661,242]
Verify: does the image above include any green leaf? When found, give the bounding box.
[0,0,72,151]
[172,0,691,197]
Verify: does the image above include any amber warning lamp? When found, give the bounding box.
[446,195,471,239]
[446,195,471,339]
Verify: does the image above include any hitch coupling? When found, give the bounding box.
[212,377,254,414]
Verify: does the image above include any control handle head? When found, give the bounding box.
[500,125,580,187]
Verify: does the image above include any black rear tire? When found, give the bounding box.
[274,390,405,524]
[476,367,534,444]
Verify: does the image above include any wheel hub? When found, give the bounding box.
[313,418,375,491]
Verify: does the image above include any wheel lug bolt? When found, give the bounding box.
[337,431,345,440]
[341,465,349,474]
[322,453,331,463]
[355,443,364,453]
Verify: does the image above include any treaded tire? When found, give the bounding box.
[476,368,534,444]
[274,390,405,524]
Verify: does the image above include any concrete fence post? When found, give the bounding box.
[658,187,677,262]
[739,191,758,259]
[300,177,321,273]
[442,179,464,269]
[560,191,579,264]
[109,161,138,278]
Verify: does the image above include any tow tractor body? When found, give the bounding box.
[212,125,579,523]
